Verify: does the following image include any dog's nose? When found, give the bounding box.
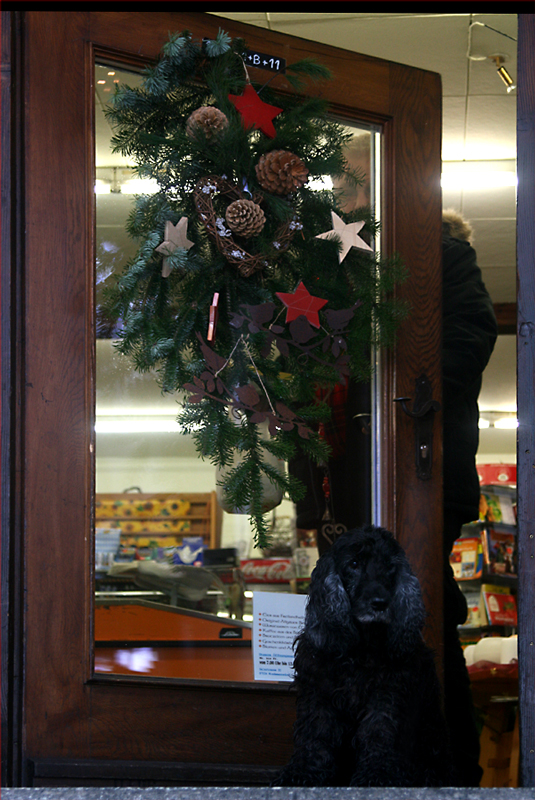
[369,596,388,611]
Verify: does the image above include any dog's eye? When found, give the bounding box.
[350,560,359,569]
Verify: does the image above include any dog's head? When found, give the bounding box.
[304,526,426,655]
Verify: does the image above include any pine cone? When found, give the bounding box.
[255,150,308,195]
[225,200,266,237]
[186,106,229,140]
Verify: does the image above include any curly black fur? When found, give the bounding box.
[276,526,454,787]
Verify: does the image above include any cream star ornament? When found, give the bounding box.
[315,211,373,263]
[156,217,194,277]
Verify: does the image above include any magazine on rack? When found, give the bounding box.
[481,525,517,575]
[479,583,517,627]
[449,535,483,580]
[479,488,516,525]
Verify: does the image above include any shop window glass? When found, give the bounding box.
[93,62,381,683]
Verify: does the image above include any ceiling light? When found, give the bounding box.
[94,179,111,194]
[441,163,517,191]
[94,167,160,195]
[478,411,518,429]
[95,417,183,433]
[489,54,516,93]
[120,178,160,195]
[467,23,517,93]
[494,417,518,430]
[441,172,516,191]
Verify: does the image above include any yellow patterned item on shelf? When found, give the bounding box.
[159,499,191,517]
[95,496,192,519]
[131,500,162,518]
[101,519,192,535]
[120,535,186,548]
[95,499,127,518]
[154,520,191,533]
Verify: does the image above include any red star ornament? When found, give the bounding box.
[228,84,283,139]
[276,281,328,328]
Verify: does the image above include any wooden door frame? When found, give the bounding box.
[2,9,445,786]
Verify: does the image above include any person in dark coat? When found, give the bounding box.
[441,209,498,786]
[442,209,497,539]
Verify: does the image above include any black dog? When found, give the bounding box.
[277,526,454,787]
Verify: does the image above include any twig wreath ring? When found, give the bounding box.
[193,175,296,277]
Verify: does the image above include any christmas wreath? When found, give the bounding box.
[103,29,408,549]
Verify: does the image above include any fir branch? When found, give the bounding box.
[203,29,232,57]
[162,33,189,60]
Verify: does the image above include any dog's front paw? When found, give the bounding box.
[276,761,333,787]
[350,760,414,788]
[275,768,316,787]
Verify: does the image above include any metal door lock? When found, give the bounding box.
[394,374,441,480]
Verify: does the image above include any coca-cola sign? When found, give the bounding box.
[240,558,295,583]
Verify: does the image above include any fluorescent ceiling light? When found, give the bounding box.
[443,144,516,162]
[94,168,160,195]
[94,180,111,194]
[441,169,517,191]
[96,405,184,417]
[494,417,518,429]
[95,413,201,434]
[120,178,160,195]
[95,417,183,433]
[479,412,518,429]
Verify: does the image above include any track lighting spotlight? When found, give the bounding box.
[489,54,516,93]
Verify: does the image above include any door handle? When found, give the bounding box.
[394,374,441,480]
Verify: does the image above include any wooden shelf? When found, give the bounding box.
[95,491,221,549]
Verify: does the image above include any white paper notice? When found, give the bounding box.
[253,591,308,682]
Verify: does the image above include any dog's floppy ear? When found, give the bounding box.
[304,549,352,649]
[388,558,426,654]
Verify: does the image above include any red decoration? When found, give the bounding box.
[207,292,219,343]
[228,84,283,139]
[276,281,328,328]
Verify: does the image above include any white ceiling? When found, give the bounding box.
[209,11,517,306]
